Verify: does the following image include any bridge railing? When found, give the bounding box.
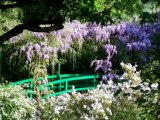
[8,74,101,99]
[7,64,101,99]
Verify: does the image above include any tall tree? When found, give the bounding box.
[0,0,143,45]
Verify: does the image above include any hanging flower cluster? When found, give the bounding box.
[91,44,117,73]
[13,19,160,73]
[20,42,57,65]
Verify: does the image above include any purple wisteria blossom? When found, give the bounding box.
[32,32,48,41]
[91,44,117,73]
[20,42,56,64]
[17,19,160,72]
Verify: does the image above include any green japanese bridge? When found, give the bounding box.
[8,65,101,99]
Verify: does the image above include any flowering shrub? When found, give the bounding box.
[139,61,160,119]
[52,88,113,120]
[41,62,159,120]
[0,85,36,120]
[0,62,160,120]
[112,62,160,120]
[0,85,113,120]
[39,62,159,120]
[141,60,160,83]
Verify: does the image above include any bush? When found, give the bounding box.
[0,62,159,120]
[0,85,36,120]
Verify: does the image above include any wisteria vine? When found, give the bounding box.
[9,19,160,74]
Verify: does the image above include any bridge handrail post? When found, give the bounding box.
[65,81,68,92]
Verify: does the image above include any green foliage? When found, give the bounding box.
[140,0,160,23]
[150,33,160,60]
[141,60,160,83]
[137,90,160,120]
[140,60,160,119]
[1,0,144,25]
[0,8,21,35]
[0,85,36,120]
[60,41,104,73]
[110,98,141,120]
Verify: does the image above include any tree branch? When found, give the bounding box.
[0,21,63,45]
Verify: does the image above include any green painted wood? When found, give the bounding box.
[8,74,101,99]
[4,63,101,99]
[38,75,100,90]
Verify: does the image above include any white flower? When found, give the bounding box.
[152,98,158,104]
[107,80,113,85]
[104,116,109,120]
[83,105,87,109]
[143,82,149,86]
[123,82,130,89]
[118,83,122,87]
[151,83,158,90]
[128,96,133,101]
